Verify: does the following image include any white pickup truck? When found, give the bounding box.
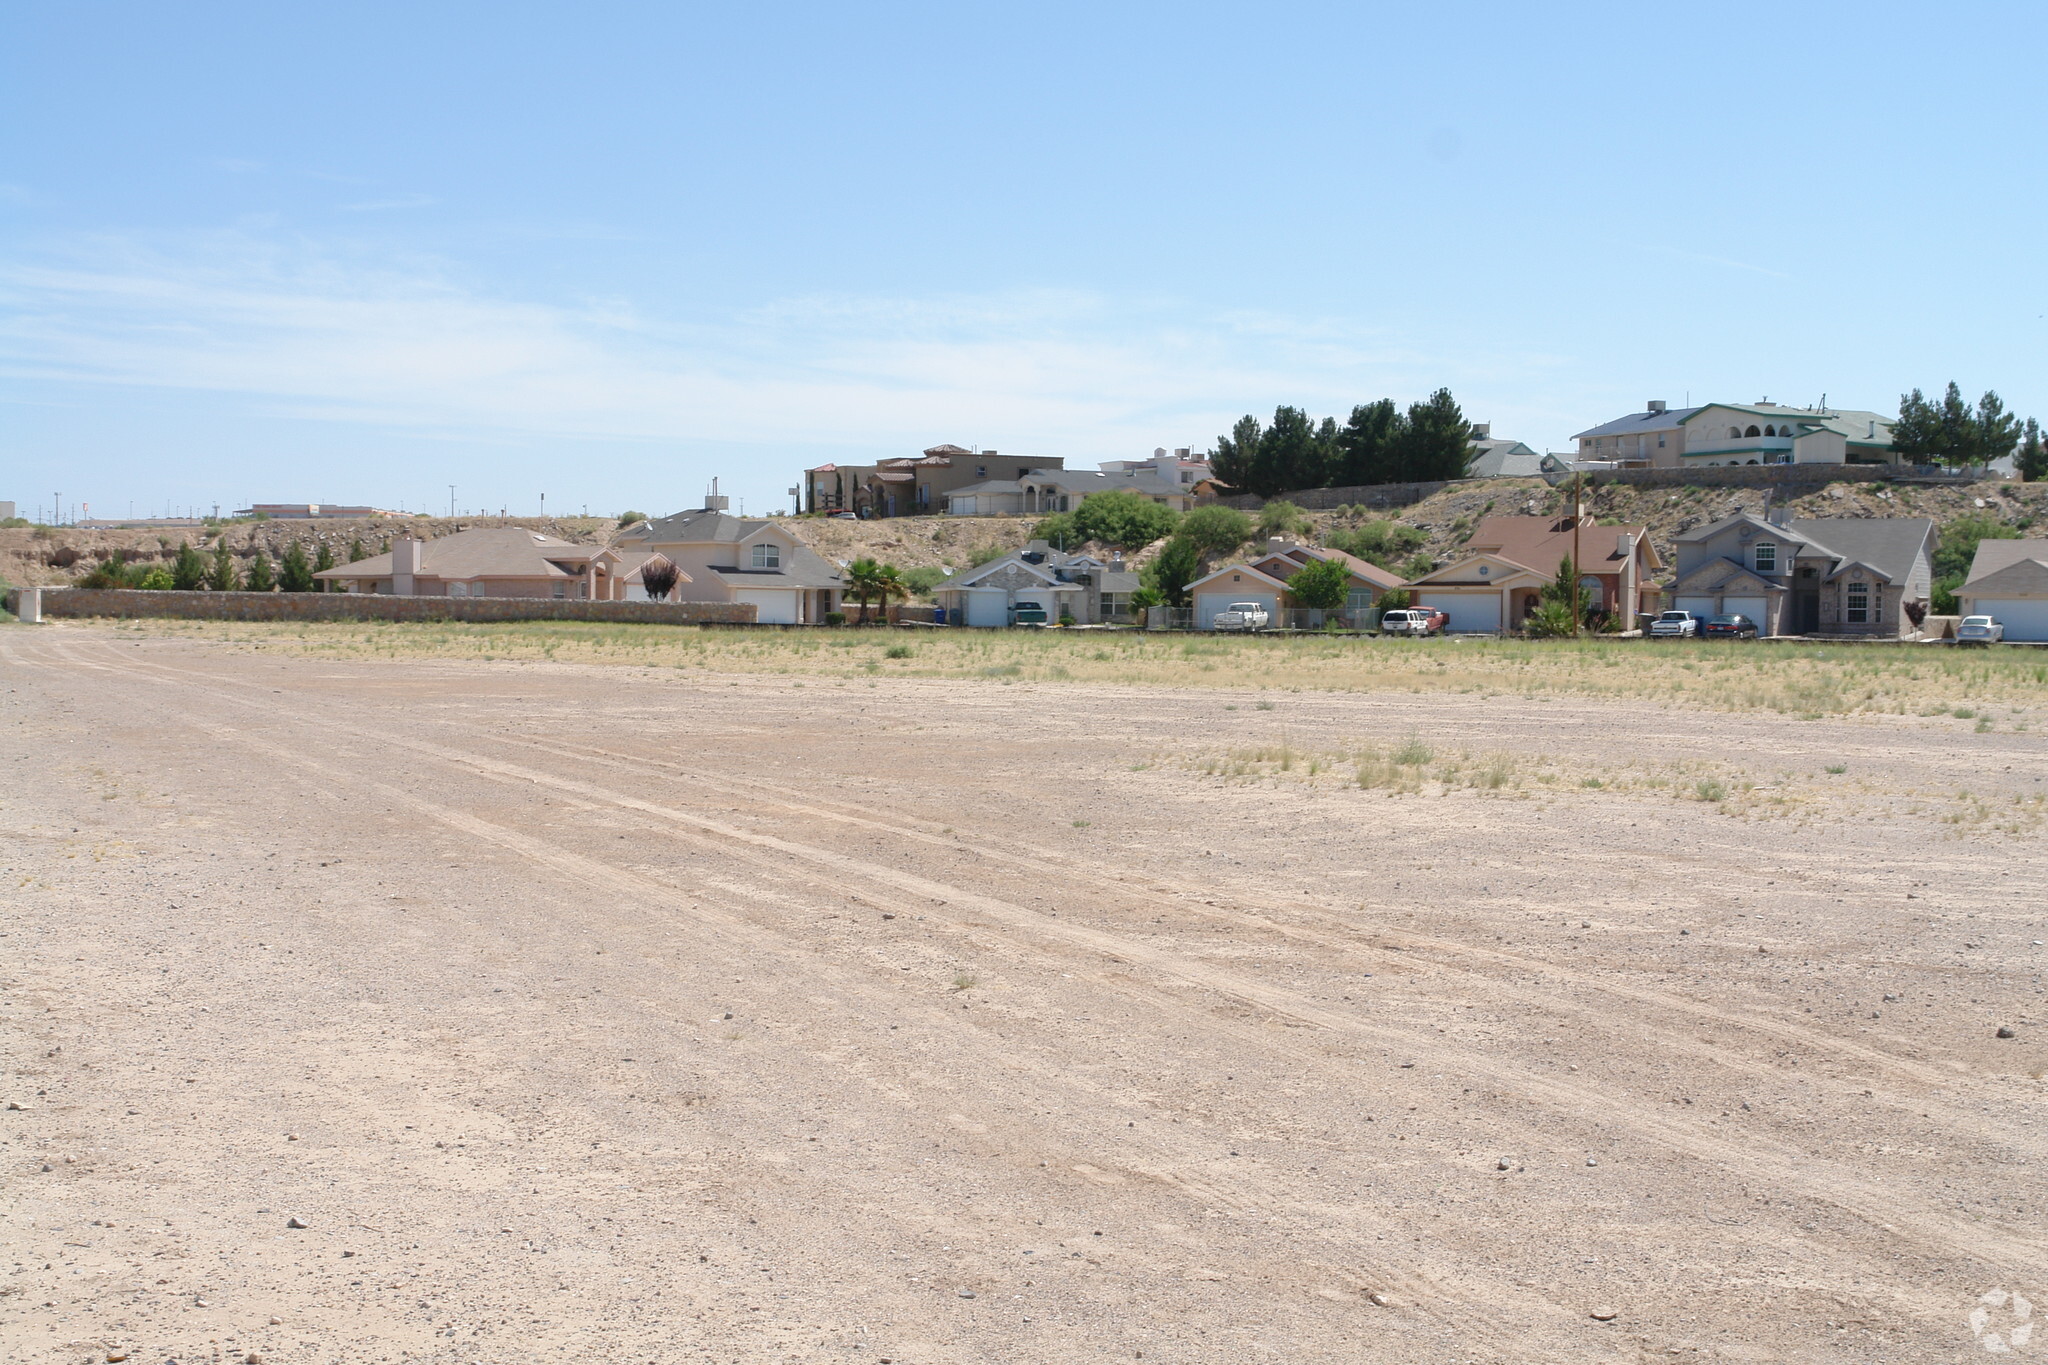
[1212,601,1270,631]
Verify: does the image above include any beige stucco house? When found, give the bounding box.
[1959,539,2048,641]
[1573,400,1896,470]
[315,528,627,598]
[1404,515,1660,633]
[932,540,1141,626]
[615,509,843,624]
[1188,542,1402,629]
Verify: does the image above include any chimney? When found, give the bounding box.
[1470,423,1491,439]
[1174,447,1191,460]
[391,537,421,595]
[1767,505,1791,527]
[1647,400,1668,414]
[1267,536,1287,553]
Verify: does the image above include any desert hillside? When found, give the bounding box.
[6,475,2041,590]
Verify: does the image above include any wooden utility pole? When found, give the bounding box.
[1571,471,1584,638]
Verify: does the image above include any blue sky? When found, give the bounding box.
[5,0,2045,521]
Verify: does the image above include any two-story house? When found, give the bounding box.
[1573,401,1896,470]
[1667,512,1934,636]
[616,508,843,624]
[803,446,1068,517]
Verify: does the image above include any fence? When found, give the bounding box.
[22,588,758,626]
[1199,480,1450,512]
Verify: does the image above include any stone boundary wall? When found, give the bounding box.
[22,588,757,626]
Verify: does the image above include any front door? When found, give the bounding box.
[1795,566,1820,633]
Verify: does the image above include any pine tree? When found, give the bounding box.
[208,538,239,591]
[279,542,315,592]
[1332,399,1401,487]
[171,541,207,591]
[1208,415,1263,494]
[348,537,367,562]
[2017,417,2047,483]
[1388,388,1473,482]
[245,550,276,592]
[313,542,335,591]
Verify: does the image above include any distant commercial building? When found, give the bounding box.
[234,503,393,519]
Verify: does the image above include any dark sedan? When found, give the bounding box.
[1702,613,1759,639]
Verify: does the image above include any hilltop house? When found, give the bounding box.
[1959,539,2048,641]
[931,541,1141,626]
[1404,515,1660,633]
[1572,400,1896,470]
[1667,513,1934,636]
[803,446,1068,518]
[1464,425,1544,479]
[1188,541,1403,629]
[314,528,625,598]
[616,509,843,624]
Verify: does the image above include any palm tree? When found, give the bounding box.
[845,557,886,623]
[871,563,910,623]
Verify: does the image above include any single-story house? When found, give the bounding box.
[615,508,843,623]
[1959,539,2048,641]
[1404,514,1660,633]
[315,528,625,598]
[1667,513,1935,637]
[932,540,1140,626]
[1188,541,1403,629]
[1464,425,1544,479]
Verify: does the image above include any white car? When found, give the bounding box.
[1957,615,2004,645]
[1212,602,1270,631]
[1649,610,1701,638]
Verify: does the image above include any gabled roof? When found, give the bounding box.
[1186,562,1294,594]
[314,528,616,581]
[1572,407,1704,440]
[1674,513,1932,584]
[1963,557,2048,597]
[1466,439,1545,479]
[1670,560,1783,595]
[1962,538,2048,589]
[630,509,843,589]
[1462,514,1659,574]
[949,556,1060,589]
[1249,544,1403,592]
[1406,551,1551,589]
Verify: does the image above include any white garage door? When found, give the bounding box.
[1418,592,1500,634]
[1675,596,1717,619]
[1722,596,1769,629]
[1196,591,1276,629]
[733,589,798,624]
[964,590,1009,628]
[1974,599,2048,642]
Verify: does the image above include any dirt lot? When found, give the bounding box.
[3,623,2044,1364]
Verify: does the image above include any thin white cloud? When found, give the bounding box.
[340,193,438,213]
[0,232,1557,461]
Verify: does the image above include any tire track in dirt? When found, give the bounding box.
[500,729,1970,1101]
[20,637,1554,1355]
[44,636,2048,1281]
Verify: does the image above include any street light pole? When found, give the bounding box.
[448,485,456,519]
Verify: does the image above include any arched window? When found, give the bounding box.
[1746,458,1759,465]
[1764,425,1777,437]
[1745,425,1761,438]
[1729,426,1742,440]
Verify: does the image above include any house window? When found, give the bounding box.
[1657,434,1666,448]
[1754,542,1776,573]
[552,582,567,599]
[1846,582,1868,624]
[751,543,781,570]
[1101,592,1129,619]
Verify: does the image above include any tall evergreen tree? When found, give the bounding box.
[171,541,207,591]
[279,542,315,592]
[1387,388,1473,482]
[313,541,335,591]
[1254,406,1328,496]
[1209,414,1263,493]
[208,538,239,591]
[348,537,368,562]
[1894,382,2023,468]
[1973,391,2022,467]
[2017,417,2047,483]
[245,550,277,592]
[1332,399,1401,487]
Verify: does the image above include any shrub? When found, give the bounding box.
[137,566,174,591]
[885,643,913,658]
[640,554,680,601]
[1392,735,1433,765]
[1286,555,1352,610]
[1057,609,1077,627]
[617,510,648,526]
[171,542,207,591]
[824,611,847,626]
[1129,585,1164,612]
[77,552,147,589]
[1069,489,1180,549]
[899,565,950,597]
[1324,518,1426,567]
[1031,511,1079,546]
[1522,600,1578,637]
[1254,500,1310,542]
[1175,505,1254,558]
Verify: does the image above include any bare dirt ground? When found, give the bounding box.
[3,623,2044,1364]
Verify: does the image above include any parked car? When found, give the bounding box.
[1702,613,1759,639]
[1379,607,1446,637]
[829,510,858,520]
[1957,615,2005,645]
[1011,603,1049,626]
[1649,610,1701,638]
[1212,601,1270,631]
